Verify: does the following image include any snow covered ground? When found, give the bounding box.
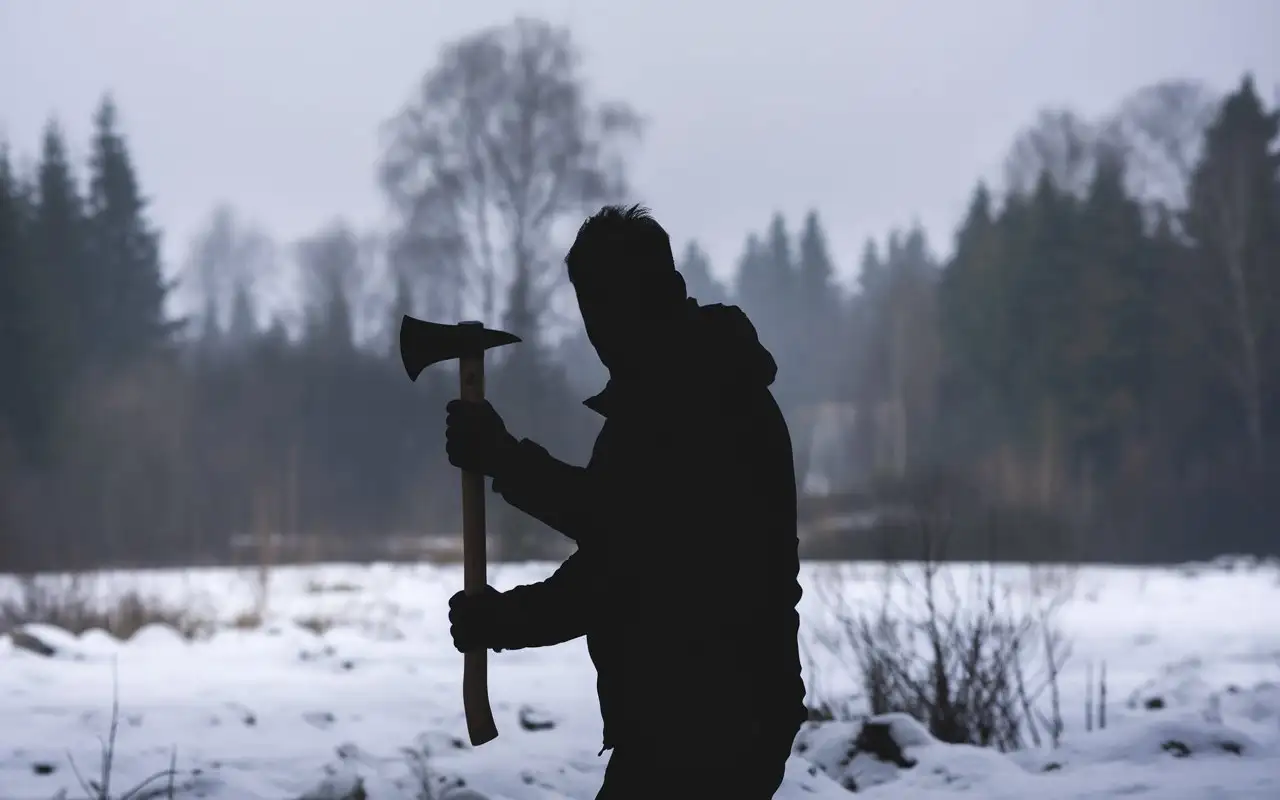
[2,558,1279,799]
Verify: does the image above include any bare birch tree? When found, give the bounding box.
[294,220,372,351]
[1101,79,1220,218]
[1003,110,1100,198]
[378,17,643,340]
[182,204,275,342]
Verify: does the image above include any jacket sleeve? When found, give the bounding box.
[492,550,592,650]
[492,438,598,542]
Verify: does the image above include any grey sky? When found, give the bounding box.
[2,0,1278,298]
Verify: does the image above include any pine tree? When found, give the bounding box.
[0,144,38,457]
[198,294,223,352]
[1004,172,1081,452]
[797,212,837,310]
[1069,148,1156,472]
[24,121,89,460]
[848,237,884,395]
[677,240,729,306]
[935,183,1011,461]
[795,211,840,404]
[85,96,173,370]
[733,233,769,315]
[763,213,797,339]
[866,226,941,475]
[387,268,414,361]
[1180,75,1280,466]
[225,277,258,350]
[298,222,359,354]
[735,224,801,407]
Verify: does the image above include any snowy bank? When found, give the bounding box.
[2,560,1278,798]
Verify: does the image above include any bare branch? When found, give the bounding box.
[1003,109,1099,198]
[1101,79,1220,213]
[378,17,643,337]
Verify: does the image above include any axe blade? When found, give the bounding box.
[399,316,521,381]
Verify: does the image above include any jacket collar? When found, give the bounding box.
[582,298,705,418]
[583,385,611,416]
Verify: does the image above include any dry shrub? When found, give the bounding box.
[0,573,209,641]
[807,517,1076,751]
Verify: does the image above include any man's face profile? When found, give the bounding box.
[573,266,650,372]
[573,271,621,369]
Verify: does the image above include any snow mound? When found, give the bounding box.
[13,623,82,657]
[128,622,189,648]
[1124,656,1280,746]
[77,627,124,656]
[7,623,123,663]
[796,711,1277,796]
[795,714,1020,793]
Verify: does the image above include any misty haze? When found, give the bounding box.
[2,2,1280,798]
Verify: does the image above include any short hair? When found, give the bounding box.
[565,204,677,295]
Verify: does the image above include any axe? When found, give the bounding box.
[400,316,521,746]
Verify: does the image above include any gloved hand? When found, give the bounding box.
[448,585,507,653]
[445,399,519,478]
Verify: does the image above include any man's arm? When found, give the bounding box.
[492,550,592,650]
[492,439,598,542]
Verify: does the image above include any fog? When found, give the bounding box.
[2,1,1279,570]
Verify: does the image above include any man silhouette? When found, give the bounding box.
[444,205,806,798]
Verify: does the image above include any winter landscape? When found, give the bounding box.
[3,557,1279,799]
[5,3,1280,798]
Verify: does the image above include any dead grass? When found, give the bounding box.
[51,666,181,800]
[293,614,338,636]
[1,574,210,641]
[229,609,263,630]
[304,579,362,595]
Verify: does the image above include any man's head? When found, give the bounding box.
[566,204,688,372]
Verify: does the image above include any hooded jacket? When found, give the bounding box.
[488,300,807,752]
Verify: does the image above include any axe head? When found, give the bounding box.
[399,316,522,381]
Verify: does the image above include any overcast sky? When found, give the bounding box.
[2,0,1278,297]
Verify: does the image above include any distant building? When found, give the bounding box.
[791,401,859,496]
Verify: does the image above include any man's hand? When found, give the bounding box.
[445,399,518,478]
[448,585,506,653]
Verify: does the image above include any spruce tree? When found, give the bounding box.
[1070,149,1155,471]
[387,268,414,361]
[795,211,840,404]
[763,213,797,343]
[733,233,769,315]
[225,277,258,350]
[85,96,173,370]
[797,211,837,316]
[26,121,89,459]
[935,183,1009,461]
[1181,75,1280,466]
[0,144,37,457]
[677,240,729,306]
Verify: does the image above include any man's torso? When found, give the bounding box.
[576,380,806,748]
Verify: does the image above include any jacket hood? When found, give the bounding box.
[584,299,778,416]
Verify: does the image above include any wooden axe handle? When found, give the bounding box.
[459,352,499,746]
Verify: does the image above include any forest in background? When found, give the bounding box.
[2,19,1278,571]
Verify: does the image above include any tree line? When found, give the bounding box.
[1,18,1276,570]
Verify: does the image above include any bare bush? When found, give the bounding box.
[807,520,1076,752]
[0,574,210,641]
